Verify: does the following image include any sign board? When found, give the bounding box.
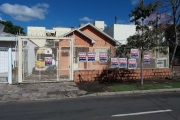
[144,55,150,64]
[130,49,139,59]
[111,58,119,68]
[94,48,109,61]
[45,57,52,66]
[128,59,137,69]
[78,52,86,62]
[88,52,96,62]
[119,58,127,68]
[99,52,107,62]
[45,49,52,54]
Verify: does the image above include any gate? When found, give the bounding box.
[0,47,16,83]
[18,36,74,83]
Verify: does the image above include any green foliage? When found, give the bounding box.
[116,0,167,55]
[0,20,25,35]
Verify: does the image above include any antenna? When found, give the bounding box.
[115,16,118,24]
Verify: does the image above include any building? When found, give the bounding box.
[59,22,118,78]
[104,24,136,45]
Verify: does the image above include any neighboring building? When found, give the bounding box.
[27,26,72,47]
[104,24,136,45]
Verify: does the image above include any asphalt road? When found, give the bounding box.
[0,92,180,120]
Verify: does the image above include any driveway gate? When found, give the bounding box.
[18,36,74,83]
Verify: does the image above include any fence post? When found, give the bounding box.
[8,48,12,84]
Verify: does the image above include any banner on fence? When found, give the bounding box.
[88,52,95,62]
[130,49,139,59]
[119,58,127,68]
[45,57,52,66]
[128,59,137,69]
[78,52,86,62]
[111,58,119,68]
[144,55,150,64]
[99,52,107,62]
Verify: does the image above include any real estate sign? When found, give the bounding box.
[99,52,107,62]
[130,49,139,59]
[45,57,52,66]
[144,55,150,64]
[119,58,127,68]
[128,59,137,69]
[111,58,119,68]
[78,52,86,62]
[88,52,96,62]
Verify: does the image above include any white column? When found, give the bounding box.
[70,38,74,81]
[8,48,12,84]
[18,37,22,83]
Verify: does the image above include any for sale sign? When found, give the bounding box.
[119,58,127,68]
[45,57,52,66]
[111,58,119,68]
[88,52,95,62]
[78,52,86,62]
[99,52,107,62]
[128,59,137,69]
[130,49,139,59]
[144,55,150,64]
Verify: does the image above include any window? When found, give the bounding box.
[156,58,167,68]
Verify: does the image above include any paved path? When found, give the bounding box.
[0,82,87,102]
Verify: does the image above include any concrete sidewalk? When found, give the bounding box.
[1,82,180,102]
[0,82,87,102]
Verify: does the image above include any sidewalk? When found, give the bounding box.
[1,81,180,102]
[0,82,87,102]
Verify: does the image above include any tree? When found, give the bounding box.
[157,0,180,72]
[117,0,167,86]
[0,20,25,35]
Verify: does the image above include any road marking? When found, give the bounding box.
[111,109,172,117]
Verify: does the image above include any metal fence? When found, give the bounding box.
[73,46,113,70]
[0,47,17,83]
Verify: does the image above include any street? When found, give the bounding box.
[0,92,180,120]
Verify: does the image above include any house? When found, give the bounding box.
[59,22,119,78]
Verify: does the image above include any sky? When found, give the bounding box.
[0,0,156,33]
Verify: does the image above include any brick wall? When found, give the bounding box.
[74,68,171,83]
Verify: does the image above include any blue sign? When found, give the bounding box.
[128,59,137,69]
[119,58,127,68]
[88,52,95,62]
[99,52,107,62]
[144,55,150,64]
[130,49,139,59]
[45,57,52,66]
[79,52,86,62]
[111,58,119,68]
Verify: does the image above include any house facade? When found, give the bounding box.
[59,23,118,78]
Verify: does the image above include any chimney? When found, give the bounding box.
[79,24,85,27]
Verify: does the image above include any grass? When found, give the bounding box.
[110,82,180,92]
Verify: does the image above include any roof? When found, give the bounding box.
[0,32,18,41]
[61,23,120,45]
[61,29,96,44]
[0,32,17,37]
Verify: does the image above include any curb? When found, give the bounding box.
[86,88,180,97]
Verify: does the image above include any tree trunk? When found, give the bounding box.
[170,43,177,77]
